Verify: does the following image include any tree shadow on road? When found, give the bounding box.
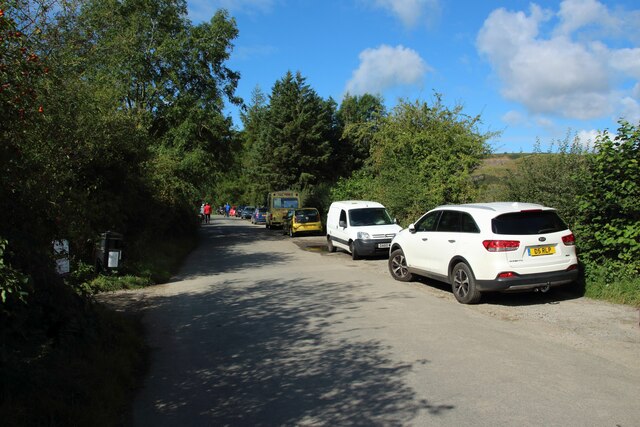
[132,276,455,426]
[171,219,290,281]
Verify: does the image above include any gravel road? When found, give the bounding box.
[100,216,640,426]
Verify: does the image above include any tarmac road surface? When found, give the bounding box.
[103,216,640,426]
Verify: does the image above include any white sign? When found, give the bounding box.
[108,250,120,268]
[53,239,70,275]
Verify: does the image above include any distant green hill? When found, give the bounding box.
[472,154,530,202]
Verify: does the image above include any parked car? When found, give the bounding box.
[326,201,401,259]
[252,207,267,224]
[388,202,579,304]
[235,205,245,217]
[241,206,255,219]
[229,206,237,217]
[282,208,323,237]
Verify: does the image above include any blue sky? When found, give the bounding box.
[186,0,640,153]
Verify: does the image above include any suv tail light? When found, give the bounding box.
[497,271,518,279]
[483,240,520,252]
[562,234,576,246]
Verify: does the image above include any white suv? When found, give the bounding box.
[388,202,579,304]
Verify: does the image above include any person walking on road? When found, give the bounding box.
[199,203,205,223]
[203,202,212,224]
[225,202,230,217]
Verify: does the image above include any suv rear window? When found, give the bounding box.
[492,211,568,235]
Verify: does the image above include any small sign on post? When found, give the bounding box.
[53,239,70,275]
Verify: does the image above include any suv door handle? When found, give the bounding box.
[448,240,456,243]
[421,238,428,241]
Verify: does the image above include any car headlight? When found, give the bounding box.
[357,231,370,239]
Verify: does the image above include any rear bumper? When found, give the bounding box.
[293,223,322,234]
[476,268,579,292]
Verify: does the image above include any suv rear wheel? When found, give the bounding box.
[389,249,413,282]
[451,262,481,304]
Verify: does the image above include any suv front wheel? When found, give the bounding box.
[451,262,481,304]
[389,249,413,282]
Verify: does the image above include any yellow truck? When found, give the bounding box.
[266,190,300,229]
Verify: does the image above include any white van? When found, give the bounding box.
[326,201,402,260]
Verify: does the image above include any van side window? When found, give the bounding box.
[339,210,347,227]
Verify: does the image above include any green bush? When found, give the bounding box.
[504,134,589,225]
[0,238,29,305]
[582,259,640,306]
[576,121,640,275]
[0,302,147,426]
[332,96,493,225]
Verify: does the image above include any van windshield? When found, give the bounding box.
[349,208,394,226]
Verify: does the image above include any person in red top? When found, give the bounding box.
[203,202,212,224]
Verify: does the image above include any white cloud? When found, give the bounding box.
[233,44,278,61]
[345,45,431,96]
[370,0,441,28]
[619,97,640,124]
[555,0,616,36]
[535,116,556,131]
[502,110,526,126]
[477,0,640,122]
[609,48,640,79]
[577,129,600,147]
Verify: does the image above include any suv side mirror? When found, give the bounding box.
[408,223,416,234]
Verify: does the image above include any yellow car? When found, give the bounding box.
[282,208,323,237]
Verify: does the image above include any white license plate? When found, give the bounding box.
[378,243,391,249]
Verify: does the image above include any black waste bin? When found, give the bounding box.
[95,231,123,272]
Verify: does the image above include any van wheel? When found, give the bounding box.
[389,249,413,282]
[451,262,481,304]
[350,241,360,260]
[327,236,336,253]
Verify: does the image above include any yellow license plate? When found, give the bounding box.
[529,246,555,256]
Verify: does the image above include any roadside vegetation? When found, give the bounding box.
[1,0,638,424]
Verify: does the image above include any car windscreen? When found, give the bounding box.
[348,208,394,226]
[492,211,569,235]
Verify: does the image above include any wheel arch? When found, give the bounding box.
[390,242,403,253]
[448,256,474,280]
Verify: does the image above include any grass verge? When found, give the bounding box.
[584,261,640,307]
